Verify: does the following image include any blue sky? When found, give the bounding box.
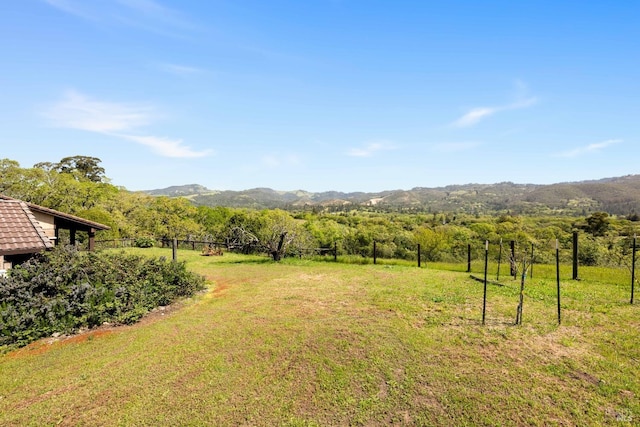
[1,1,638,192]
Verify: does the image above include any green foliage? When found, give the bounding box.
[2,156,640,267]
[134,237,155,248]
[468,222,497,240]
[577,236,606,266]
[414,227,450,262]
[0,246,205,349]
[304,217,348,249]
[196,206,233,240]
[584,211,610,236]
[0,158,207,242]
[129,196,204,240]
[35,155,106,183]
[238,209,315,260]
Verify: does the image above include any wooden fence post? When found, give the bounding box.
[467,244,471,273]
[417,244,421,268]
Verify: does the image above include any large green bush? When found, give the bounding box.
[0,246,205,349]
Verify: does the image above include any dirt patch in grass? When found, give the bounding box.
[570,370,601,385]
[7,329,115,360]
[12,383,80,411]
[210,277,231,297]
[202,275,247,299]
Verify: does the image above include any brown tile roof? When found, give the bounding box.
[0,200,55,255]
[0,195,110,231]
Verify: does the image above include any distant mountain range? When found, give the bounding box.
[144,175,640,216]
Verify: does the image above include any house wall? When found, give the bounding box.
[32,211,56,242]
[0,254,9,270]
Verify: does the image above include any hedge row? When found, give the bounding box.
[0,246,205,349]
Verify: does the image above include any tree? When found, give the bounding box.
[35,156,106,183]
[305,217,347,249]
[468,222,497,241]
[196,206,234,241]
[130,196,203,240]
[0,159,43,200]
[584,212,610,237]
[413,226,450,262]
[256,210,313,261]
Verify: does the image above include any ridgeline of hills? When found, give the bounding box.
[144,175,640,216]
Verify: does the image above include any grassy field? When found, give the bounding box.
[1,248,638,426]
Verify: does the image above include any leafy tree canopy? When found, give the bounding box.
[35,155,106,183]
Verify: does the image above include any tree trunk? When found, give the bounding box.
[271,232,288,261]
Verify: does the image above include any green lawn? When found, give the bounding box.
[1,248,638,426]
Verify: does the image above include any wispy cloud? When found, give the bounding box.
[431,142,481,153]
[45,90,212,158]
[347,141,395,157]
[43,0,198,36]
[158,63,203,76]
[261,154,301,169]
[453,108,498,128]
[118,135,212,158]
[43,0,95,20]
[555,139,622,158]
[45,90,154,132]
[452,81,537,128]
[453,97,536,127]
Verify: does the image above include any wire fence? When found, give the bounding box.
[94,238,339,259]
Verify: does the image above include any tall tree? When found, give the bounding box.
[35,156,106,183]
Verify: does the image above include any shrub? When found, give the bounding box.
[0,246,205,350]
[134,237,155,248]
[578,237,605,266]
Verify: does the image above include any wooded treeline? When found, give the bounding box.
[2,157,638,265]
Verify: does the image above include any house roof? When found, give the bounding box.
[0,195,110,232]
[0,200,55,255]
[27,203,110,231]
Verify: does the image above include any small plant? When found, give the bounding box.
[134,237,155,248]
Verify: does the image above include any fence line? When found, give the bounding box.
[95,238,338,259]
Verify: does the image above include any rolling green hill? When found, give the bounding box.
[145,175,640,216]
